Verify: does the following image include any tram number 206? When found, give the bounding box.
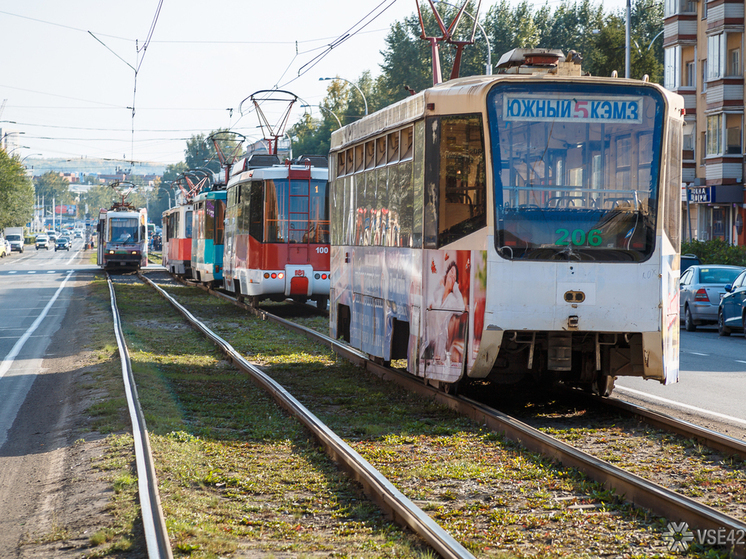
[315,247,329,254]
[555,228,603,247]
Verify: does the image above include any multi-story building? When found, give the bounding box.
[665,0,746,244]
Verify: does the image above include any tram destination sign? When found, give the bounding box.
[504,95,643,124]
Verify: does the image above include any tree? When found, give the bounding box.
[34,171,73,205]
[0,151,34,229]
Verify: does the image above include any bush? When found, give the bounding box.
[681,239,746,266]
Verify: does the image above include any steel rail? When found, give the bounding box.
[107,274,173,559]
[137,272,475,559]
[148,270,746,557]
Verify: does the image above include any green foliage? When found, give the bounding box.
[0,150,34,229]
[682,239,746,266]
[34,171,73,206]
[287,0,664,157]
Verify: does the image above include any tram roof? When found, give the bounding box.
[227,164,329,189]
[330,74,682,151]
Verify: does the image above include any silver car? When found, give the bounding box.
[680,264,746,331]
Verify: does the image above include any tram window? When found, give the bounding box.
[376,136,387,167]
[402,127,414,161]
[364,170,376,246]
[388,165,401,246]
[376,166,388,245]
[665,118,683,248]
[205,200,215,241]
[388,131,400,163]
[412,120,425,248]
[346,149,354,175]
[289,179,310,243]
[399,160,414,247]
[354,173,366,245]
[355,144,364,172]
[249,181,264,241]
[338,151,346,177]
[365,141,375,169]
[425,114,487,247]
[265,179,288,243]
[216,200,225,245]
[185,211,193,238]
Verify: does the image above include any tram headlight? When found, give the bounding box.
[108,250,115,254]
[278,272,284,279]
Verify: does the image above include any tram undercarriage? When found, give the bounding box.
[485,331,646,396]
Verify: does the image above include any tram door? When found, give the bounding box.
[288,171,311,264]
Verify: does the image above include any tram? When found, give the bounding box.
[162,203,194,277]
[328,49,684,395]
[96,202,148,270]
[223,154,331,308]
[191,188,227,286]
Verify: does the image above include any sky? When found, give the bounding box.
[0,0,629,171]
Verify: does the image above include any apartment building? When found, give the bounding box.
[665,0,746,243]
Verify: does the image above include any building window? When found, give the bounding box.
[706,114,723,156]
[730,48,741,77]
[726,114,742,154]
[686,61,696,87]
[665,47,681,89]
[708,34,724,80]
[702,60,708,91]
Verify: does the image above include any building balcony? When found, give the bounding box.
[705,77,744,109]
[664,14,698,46]
[705,154,743,185]
[706,0,744,33]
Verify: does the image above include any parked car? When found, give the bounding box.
[0,237,8,258]
[681,253,701,273]
[718,269,746,336]
[680,265,746,331]
[4,232,25,253]
[35,235,50,250]
[55,237,71,251]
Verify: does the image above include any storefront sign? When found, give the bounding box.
[687,187,711,203]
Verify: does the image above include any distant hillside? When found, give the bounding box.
[25,157,168,177]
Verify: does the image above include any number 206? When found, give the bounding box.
[556,228,603,246]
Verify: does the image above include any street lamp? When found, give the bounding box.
[300,104,342,127]
[7,146,30,155]
[20,153,41,164]
[319,77,368,116]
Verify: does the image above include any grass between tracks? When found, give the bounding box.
[109,280,732,558]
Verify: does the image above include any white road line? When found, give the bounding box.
[0,271,74,381]
[688,351,709,356]
[615,386,746,427]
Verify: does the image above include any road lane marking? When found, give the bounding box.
[615,386,746,427]
[0,270,74,381]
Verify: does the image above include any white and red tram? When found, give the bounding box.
[223,155,331,308]
[328,49,684,395]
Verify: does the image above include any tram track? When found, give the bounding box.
[140,268,746,556]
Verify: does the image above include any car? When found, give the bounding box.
[35,235,50,250]
[74,231,83,239]
[0,238,8,258]
[4,233,24,253]
[717,269,746,336]
[681,253,701,273]
[55,237,71,251]
[48,232,58,243]
[680,264,746,331]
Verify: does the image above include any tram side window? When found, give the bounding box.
[185,211,193,239]
[248,181,264,241]
[665,118,683,249]
[215,200,225,245]
[309,180,329,244]
[424,114,487,248]
[205,200,215,241]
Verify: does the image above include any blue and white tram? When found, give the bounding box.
[328,49,684,395]
[191,188,227,286]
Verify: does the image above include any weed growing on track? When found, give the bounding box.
[113,281,432,557]
[114,280,736,558]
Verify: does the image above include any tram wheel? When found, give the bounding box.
[684,307,697,332]
[247,296,260,308]
[592,373,615,397]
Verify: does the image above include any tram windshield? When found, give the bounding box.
[108,217,139,244]
[487,82,665,261]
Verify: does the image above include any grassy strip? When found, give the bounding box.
[113,281,431,557]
